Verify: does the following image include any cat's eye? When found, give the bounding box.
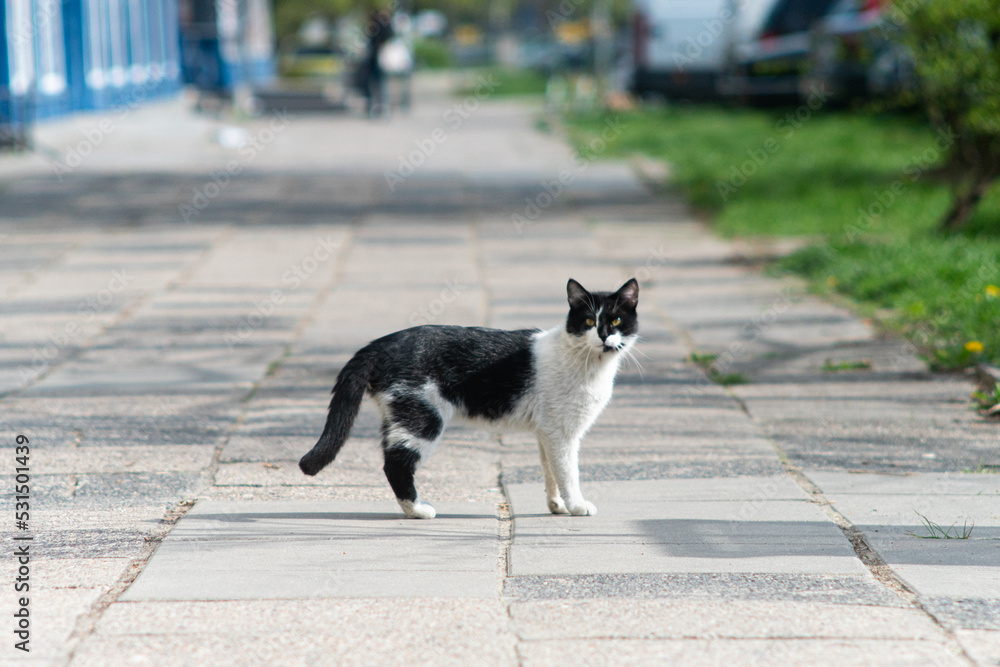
[612,318,621,327]
[585,318,595,327]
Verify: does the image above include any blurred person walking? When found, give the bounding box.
[380,13,415,114]
[364,8,394,117]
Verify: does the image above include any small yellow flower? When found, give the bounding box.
[965,341,984,353]
[826,276,839,288]
[986,285,999,299]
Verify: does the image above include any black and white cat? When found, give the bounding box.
[299,278,639,519]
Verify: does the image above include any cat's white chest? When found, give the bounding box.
[529,330,621,437]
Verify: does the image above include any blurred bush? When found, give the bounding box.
[891,0,1000,231]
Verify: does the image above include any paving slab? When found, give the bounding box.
[503,572,904,605]
[516,638,966,667]
[806,470,1000,631]
[955,630,1000,665]
[509,599,944,640]
[76,598,517,666]
[122,500,500,601]
[506,478,865,576]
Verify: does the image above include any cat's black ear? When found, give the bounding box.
[567,279,591,310]
[615,278,639,310]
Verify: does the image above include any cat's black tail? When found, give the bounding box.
[299,349,374,476]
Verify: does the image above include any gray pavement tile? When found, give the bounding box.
[74,625,516,667]
[924,598,1000,631]
[503,573,905,606]
[516,638,964,667]
[806,471,1000,497]
[955,629,1000,665]
[0,557,130,590]
[758,418,1000,474]
[33,472,205,505]
[506,479,863,576]
[509,599,944,641]
[122,500,500,601]
[5,528,149,559]
[805,471,1000,607]
[502,460,783,485]
[30,446,215,474]
[93,598,510,637]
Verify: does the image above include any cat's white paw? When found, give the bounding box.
[548,497,569,514]
[398,499,436,519]
[566,500,597,516]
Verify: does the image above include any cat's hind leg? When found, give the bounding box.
[383,444,436,519]
[380,392,447,519]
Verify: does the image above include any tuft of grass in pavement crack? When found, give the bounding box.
[688,352,748,386]
[822,358,873,372]
[907,511,975,539]
[962,462,1000,473]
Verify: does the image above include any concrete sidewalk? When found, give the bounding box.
[1,73,997,666]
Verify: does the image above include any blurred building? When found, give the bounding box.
[1,0,274,148]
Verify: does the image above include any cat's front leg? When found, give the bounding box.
[539,434,596,516]
[537,438,568,514]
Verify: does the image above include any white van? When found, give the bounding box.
[630,0,735,99]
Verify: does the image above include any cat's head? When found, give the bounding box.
[565,278,639,353]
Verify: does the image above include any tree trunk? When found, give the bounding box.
[941,172,996,232]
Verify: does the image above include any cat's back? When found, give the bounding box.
[364,325,540,385]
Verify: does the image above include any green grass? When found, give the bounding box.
[688,352,748,386]
[906,511,975,539]
[822,359,873,372]
[413,38,452,69]
[689,352,719,366]
[457,67,549,98]
[971,385,1000,416]
[566,107,1000,368]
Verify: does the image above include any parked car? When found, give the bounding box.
[717,0,839,101]
[801,0,916,104]
[629,0,732,100]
